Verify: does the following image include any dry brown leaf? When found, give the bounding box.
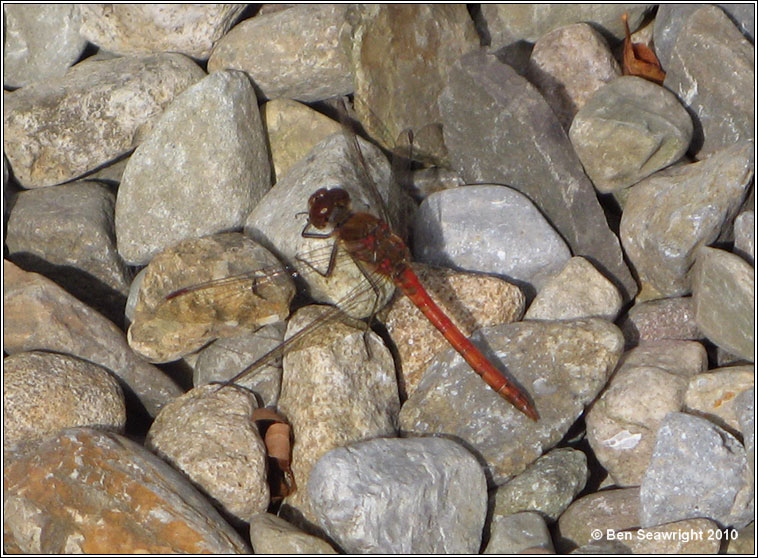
[252,408,296,497]
[622,12,665,85]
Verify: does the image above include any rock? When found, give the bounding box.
[622,518,721,554]
[733,210,755,264]
[3,261,182,418]
[640,412,753,529]
[620,141,753,301]
[525,23,621,130]
[3,4,87,88]
[3,53,205,188]
[618,296,701,347]
[525,257,623,321]
[126,232,294,363]
[208,5,353,102]
[146,385,269,522]
[413,185,571,298]
[725,521,755,554]
[248,513,337,554]
[244,132,413,319]
[382,262,524,398]
[569,76,693,193]
[555,487,641,552]
[345,4,479,166]
[115,70,270,265]
[664,5,754,157]
[484,511,554,554]
[400,318,624,484]
[736,388,754,471]
[6,180,132,324]
[79,4,246,59]
[3,428,249,553]
[308,437,486,554]
[492,448,589,523]
[481,4,653,48]
[692,246,754,362]
[3,351,125,451]
[684,365,755,432]
[262,98,343,182]
[440,50,636,301]
[277,306,400,524]
[586,341,708,486]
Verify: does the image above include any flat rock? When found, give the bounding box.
[640,412,753,529]
[249,513,337,554]
[3,4,87,88]
[569,76,693,193]
[620,141,753,301]
[692,246,754,362]
[664,5,754,157]
[440,50,636,301]
[3,428,249,553]
[3,351,125,451]
[79,4,246,59]
[618,296,701,347]
[115,70,270,265]
[413,185,571,298]
[3,261,182,418]
[525,256,623,321]
[382,262,524,398]
[3,53,205,188]
[6,180,131,324]
[525,23,621,130]
[586,340,708,486]
[146,384,269,521]
[126,232,294,363]
[208,5,353,102]
[399,318,624,484]
[308,437,487,554]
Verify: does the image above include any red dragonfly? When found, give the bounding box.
[168,106,539,421]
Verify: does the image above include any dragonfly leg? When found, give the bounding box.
[295,238,340,278]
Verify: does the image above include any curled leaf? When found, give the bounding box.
[622,12,665,84]
[252,408,296,498]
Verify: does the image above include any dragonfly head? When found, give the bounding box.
[308,188,352,229]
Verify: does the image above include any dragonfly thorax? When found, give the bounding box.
[307,187,352,230]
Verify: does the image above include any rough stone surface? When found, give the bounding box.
[3,53,205,188]
[623,518,721,554]
[115,70,270,265]
[684,366,755,433]
[308,437,487,554]
[248,513,337,554]
[484,511,554,554]
[618,296,701,347]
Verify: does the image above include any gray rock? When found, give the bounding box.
[733,210,755,265]
[308,437,487,554]
[569,76,693,193]
[6,180,132,324]
[586,340,707,486]
[492,447,589,523]
[736,388,754,478]
[3,261,182,417]
[278,306,400,524]
[208,5,353,102]
[3,4,87,88]
[3,351,125,451]
[249,513,337,554]
[484,511,554,554]
[640,412,753,529]
[555,487,641,553]
[525,23,621,130]
[440,50,636,301]
[413,185,571,298]
[685,366,755,432]
[620,141,753,301]
[618,296,701,347]
[692,246,754,362]
[3,428,249,553]
[3,53,205,188]
[345,4,479,166]
[115,70,270,265]
[525,256,623,321]
[400,318,624,484]
[481,4,653,48]
[79,4,246,59]
[146,385,269,522]
[664,5,754,157]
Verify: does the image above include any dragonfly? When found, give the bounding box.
[166,102,539,421]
